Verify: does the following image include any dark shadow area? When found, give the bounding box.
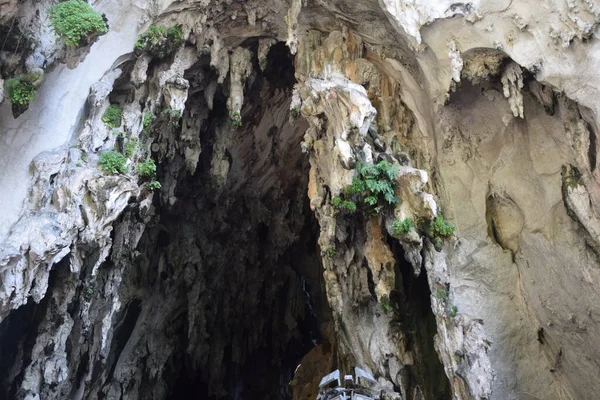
[0,258,71,398]
[387,238,451,400]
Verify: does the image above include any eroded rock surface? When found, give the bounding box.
[1,0,600,399]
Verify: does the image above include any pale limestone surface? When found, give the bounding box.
[0,0,146,239]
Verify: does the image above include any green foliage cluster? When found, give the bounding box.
[331,196,357,213]
[137,158,156,178]
[142,111,154,132]
[379,299,392,312]
[48,0,107,47]
[102,104,122,128]
[162,108,182,127]
[125,138,138,158]
[326,248,336,258]
[332,161,400,214]
[450,305,458,318]
[392,217,413,236]
[149,180,162,190]
[5,75,37,105]
[230,110,242,127]
[430,214,455,239]
[134,25,183,59]
[98,151,127,174]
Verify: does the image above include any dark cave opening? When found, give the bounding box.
[386,238,451,400]
[0,298,38,396]
[112,41,330,400]
[0,257,73,399]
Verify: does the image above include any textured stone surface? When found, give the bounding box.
[1,0,600,399]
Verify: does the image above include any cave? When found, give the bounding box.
[6,0,600,398]
[104,42,331,399]
[0,26,457,399]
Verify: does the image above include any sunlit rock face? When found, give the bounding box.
[1,1,600,399]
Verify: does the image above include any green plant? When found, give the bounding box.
[102,104,123,128]
[137,158,156,178]
[98,151,127,174]
[161,108,182,127]
[81,153,88,163]
[430,214,455,239]
[5,74,38,105]
[392,217,413,236]
[332,161,400,214]
[134,25,183,59]
[230,110,242,127]
[331,196,357,213]
[142,111,154,132]
[125,138,138,158]
[380,301,391,312]
[149,180,162,190]
[450,305,458,318]
[48,0,107,47]
[326,247,336,257]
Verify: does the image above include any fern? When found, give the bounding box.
[332,160,400,214]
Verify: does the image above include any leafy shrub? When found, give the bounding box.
[331,196,357,213]
[430,214,455,239]
[5,75,37,105]
[98,151,127,174]
[137,158,156,178]
[392,217,413,236]
[332,161,400,214]
[125,138,138,158]
[134,25,183,59]
[326,248,336,257]
[49,0,107,47]
[230,110,242,127]
[102,104,122,128]
[142,111,154,132]
[149,180,162,190]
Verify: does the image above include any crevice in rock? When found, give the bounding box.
[387,237,451,400]
[586,120,597,172]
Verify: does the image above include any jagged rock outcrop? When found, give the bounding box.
[1,0,600,400]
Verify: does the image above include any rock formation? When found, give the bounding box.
[1,0,600,399]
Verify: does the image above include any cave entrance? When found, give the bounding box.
[121,41,331,400]
[387,239,451,400]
